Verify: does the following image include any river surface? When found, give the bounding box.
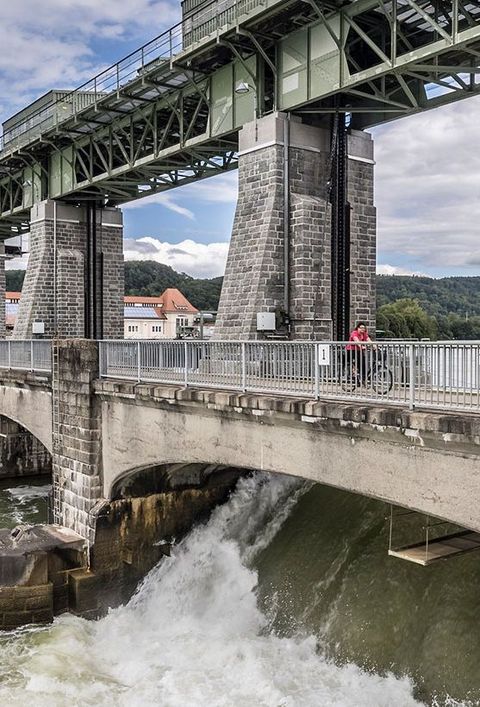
[0,476,50,528]
[0,474,478,706]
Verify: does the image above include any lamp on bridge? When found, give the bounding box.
[235,81,252,95]
[235,81,258,140]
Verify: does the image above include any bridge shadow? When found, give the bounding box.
[0,414,51,489]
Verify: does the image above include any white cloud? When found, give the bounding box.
[0,1,179,123]
[5,233,228,279]
[373,95,480,272]
[123,237,228,278]
[377,264,429,277]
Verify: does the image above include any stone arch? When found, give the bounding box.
[0,414,52,480]
[0,385,52,454]
[110,461,250,501]
[99,394,480,534]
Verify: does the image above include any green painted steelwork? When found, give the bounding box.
[1,0,480,236]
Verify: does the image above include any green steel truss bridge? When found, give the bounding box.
[1,0,480,236]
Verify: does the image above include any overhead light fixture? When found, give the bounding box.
[235,81,251,95]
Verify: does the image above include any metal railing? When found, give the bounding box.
[0,340,52,373]
[98,340,480,413]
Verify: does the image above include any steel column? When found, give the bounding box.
[330,113,351,341]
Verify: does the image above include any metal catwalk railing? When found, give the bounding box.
[0,0,271,153]
[0,340,52,373]
[99,340,480,412]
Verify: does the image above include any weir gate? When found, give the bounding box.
[0,0,480,626]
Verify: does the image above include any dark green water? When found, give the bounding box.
[0,476,50,528]
[255,484,480,705]
[0,475,477,705]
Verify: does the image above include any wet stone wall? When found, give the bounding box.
[0,417,51,479]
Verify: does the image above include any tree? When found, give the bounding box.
[376,298,437,339]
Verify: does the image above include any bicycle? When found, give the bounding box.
[340,349,393,396]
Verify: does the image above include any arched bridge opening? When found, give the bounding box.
[89,462,250,610]
[0,413,52,531]
[0,414,51,483]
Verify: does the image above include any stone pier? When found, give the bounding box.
[14,201,124,339]
[214,112,376,339]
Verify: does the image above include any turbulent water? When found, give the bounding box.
[0,477,50,527]
[0,474,478,706]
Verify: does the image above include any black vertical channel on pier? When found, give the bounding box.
[85,203,103,339]
[330,113,351,341]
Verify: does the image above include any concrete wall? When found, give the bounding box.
[214,113,376,339]
[96,382,480,534]
[14,201,124,339]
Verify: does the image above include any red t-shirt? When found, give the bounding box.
[346,329,369,351]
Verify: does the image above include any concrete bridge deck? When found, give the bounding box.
[0,339,479,535]
[95,377,480,532]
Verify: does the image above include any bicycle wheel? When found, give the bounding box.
[369,365,393,396]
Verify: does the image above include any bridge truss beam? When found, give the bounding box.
[0,0,480,233]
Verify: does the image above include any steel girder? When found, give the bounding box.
[1,0,480,234]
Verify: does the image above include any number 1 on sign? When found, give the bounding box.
[318,344,331,366]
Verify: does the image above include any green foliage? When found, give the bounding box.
[377,298,437,339]
[435,313,480,340]
[125,261,222,311]
[377,275,480,318]
[377,275,480,339]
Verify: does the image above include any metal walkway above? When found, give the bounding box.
[2,0,480,235]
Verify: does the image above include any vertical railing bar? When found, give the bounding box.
[241,341,246,391]
[137,341,141,382]
[314,342,319,399]
[409,343,415,410]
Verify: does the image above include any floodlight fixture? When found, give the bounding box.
[235,81,252,95]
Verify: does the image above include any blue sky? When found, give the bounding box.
[1,0,480,279]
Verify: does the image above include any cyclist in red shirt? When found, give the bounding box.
[346,322,372,381]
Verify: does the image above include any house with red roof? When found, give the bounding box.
[5,289,199,339]
[124,288,199,339]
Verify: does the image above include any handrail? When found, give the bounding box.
[0,339,51,373]
[0,339,477,413]
[0,0,264,153]
[98,339,480,413]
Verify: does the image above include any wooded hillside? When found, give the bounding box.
[6,264,480,337]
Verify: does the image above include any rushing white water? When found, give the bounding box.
[0,482,50,525]
[0,474,423,707]
[5,484,51,502]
